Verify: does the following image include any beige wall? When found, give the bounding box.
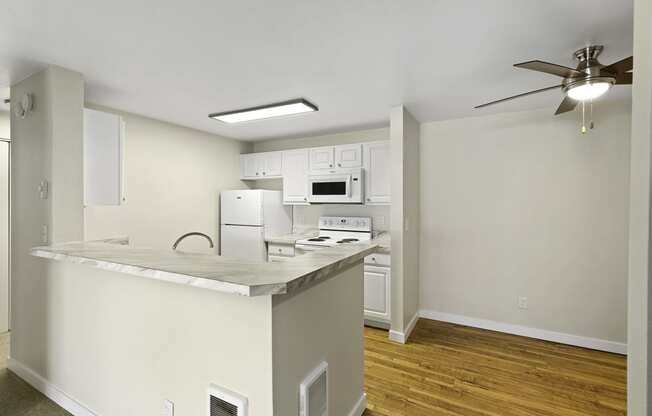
[0,142,8,333]
[10,66,86,369]
[252,127,391,232]
[629,0,652,412]
[419,99,631,344]
[253,126,388,152]
[389,106,420,336]
[26,260,275,416]
[83,105,252,253]
[272,263,364,415]
[0,111,9,138]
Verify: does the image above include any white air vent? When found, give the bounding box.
[207,384,248,416]
[300,361,328,416]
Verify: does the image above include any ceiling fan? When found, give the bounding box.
[475,45,633,130]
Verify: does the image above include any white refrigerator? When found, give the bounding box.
[220,190,292,261]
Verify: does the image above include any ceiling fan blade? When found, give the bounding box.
[602,56,633,75]
[615,72,633,85]
[554,96,578,115]
[475,85,562,109]
[514,60,583,78]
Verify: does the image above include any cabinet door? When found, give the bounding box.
[363,142,391,204]
[309,146,335,170]
[263,152,283,177]
[335,144,362,168]
[282,149,310,204]
[83,108,125,206]
[241,154,260,179]
[364,266,391,321]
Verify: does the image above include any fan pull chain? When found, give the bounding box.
[590,100,595,130]
[581,101,587,134]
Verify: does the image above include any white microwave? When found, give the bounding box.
[307,168,364,204]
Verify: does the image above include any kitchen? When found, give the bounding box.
[0,1,643,415]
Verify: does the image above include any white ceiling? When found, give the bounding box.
[0,0,633,141]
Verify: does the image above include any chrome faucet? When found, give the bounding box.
[172,232,214,250]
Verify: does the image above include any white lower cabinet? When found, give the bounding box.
[364,264,391,322]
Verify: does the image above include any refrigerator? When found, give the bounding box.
[220,190,292,261]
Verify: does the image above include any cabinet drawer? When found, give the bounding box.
[365,253,390,267]
[268,243,295,257]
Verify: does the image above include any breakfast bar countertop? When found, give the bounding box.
[31,238,380,297]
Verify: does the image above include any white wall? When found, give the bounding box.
[0,111,9,138]
[628,0,652,411]
[419,99,631,345]
[252,127,391,232]
[83,105,252,253]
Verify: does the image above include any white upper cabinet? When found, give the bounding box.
[264,151,283,177]
[309,146,335,170]
[282,149,310,204]
[83,108,125,206]
[238,141,390,205]
[363,141,391,205]
[240,152,282,179]
[335,144,362,168]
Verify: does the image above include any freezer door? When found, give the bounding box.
[220,190,263,226]
[220,225,267,261]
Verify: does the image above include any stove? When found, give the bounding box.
[296,216,372,251]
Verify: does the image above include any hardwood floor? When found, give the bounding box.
[363,319,627,416]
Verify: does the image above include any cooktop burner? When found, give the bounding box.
[336,238,360,244]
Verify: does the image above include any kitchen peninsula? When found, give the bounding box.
[27,238,378,416]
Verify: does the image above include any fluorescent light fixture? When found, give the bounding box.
[209,99,318,124]
[566,80,612,101]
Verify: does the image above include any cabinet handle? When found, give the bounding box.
[304,197,307,201]
[278,248,282,252]
[338,163,342,167]
[256,172,259,176]
[367,198,371,201]
[329,164,333,167]
[262,172,266,175]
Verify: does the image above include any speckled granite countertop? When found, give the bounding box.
[30,238,379,297]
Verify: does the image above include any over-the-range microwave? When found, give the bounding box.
[307,168,364,204]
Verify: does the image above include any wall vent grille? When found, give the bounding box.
[207,384,248,416]
[300,361,328,416]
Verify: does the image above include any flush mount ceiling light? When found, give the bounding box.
[209,98,318,124]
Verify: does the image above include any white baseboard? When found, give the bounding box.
[419,309,627,355]
[388,312,420,344]
[347,392,367,416]
[7,357,98,416]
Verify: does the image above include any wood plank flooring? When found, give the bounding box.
[363,319,627,416]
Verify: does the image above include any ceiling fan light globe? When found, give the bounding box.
[566,81,612,101]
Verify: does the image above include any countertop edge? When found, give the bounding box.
[30,247,289,297]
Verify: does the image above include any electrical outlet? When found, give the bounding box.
[162,399,174,416]
[518,297,528,310]
[373,215,386,228]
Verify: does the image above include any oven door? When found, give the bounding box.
[307,173,352,203]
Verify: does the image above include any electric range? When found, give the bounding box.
[296,216,372,252]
